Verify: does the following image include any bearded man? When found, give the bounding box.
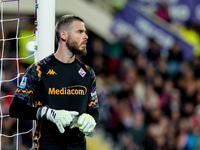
[9,15,99,150]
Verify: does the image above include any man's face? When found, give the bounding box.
[66,21,88,55]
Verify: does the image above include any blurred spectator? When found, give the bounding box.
[176,118,190,150]
[143,84,161,114]
[177,63,197,117]
[125,111,147,148]
[157,57,169,80]
[146,38,161,63]
[164,88,181,116]
[167,41,183,77]
[145,63,156,85]
[193,56,200,79]
[122,35,139,62]
[153,74,164,95]
[185,116,200,149]
[195,90,200,106]
[168,41,183,62]
[104,94,124,142]
[159,79,174,108]
[120,132,143,150]
[156,1,171,22]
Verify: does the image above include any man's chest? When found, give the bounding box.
[39,64,90,96]
[34,64,90,109]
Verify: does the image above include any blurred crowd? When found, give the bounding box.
[1,1,200,150]
[83,32,200,150]
[83,1,200,149]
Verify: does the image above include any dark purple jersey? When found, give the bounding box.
[10,54,99,149]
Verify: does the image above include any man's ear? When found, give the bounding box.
[60,30,67,41]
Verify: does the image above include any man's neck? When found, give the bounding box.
[54,45,75,63]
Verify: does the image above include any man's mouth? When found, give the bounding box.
[82,42,87,46]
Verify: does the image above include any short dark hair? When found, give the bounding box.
[55,15,84,42]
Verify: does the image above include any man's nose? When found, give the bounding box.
[84,33,88,39]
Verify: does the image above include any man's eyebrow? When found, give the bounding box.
[78,29,87,33]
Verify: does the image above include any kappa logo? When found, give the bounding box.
[47,69,57,75]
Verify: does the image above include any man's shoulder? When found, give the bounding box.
[40,54,54,64]
[26,54,54,75]
[76,59,95,74]
[33,54,54,67]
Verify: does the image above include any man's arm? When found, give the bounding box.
[87,67,99,122]
[9,58,79,134]
[9,62,40,120]
[9,97,79,133]
[87,107,99,123]
[77,66,99,137]
[9,97,38,120]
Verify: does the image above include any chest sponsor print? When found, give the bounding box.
[48,85,87,95]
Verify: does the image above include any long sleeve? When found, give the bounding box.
[86,66,99,123]
[9,60,45,120]
[87,108,99,123]
[9,97,38,120]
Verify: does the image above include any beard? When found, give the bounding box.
[66,36,87,56]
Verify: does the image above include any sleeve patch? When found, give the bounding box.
[19,77,27,89]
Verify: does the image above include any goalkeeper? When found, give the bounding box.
[9,15,99,150]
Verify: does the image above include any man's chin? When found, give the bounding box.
[72,49,87,56]
[80,49,87,56]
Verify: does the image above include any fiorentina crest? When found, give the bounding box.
[78,68,86,77]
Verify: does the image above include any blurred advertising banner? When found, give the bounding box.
[110,3,193,60]
[134,0,200,23]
